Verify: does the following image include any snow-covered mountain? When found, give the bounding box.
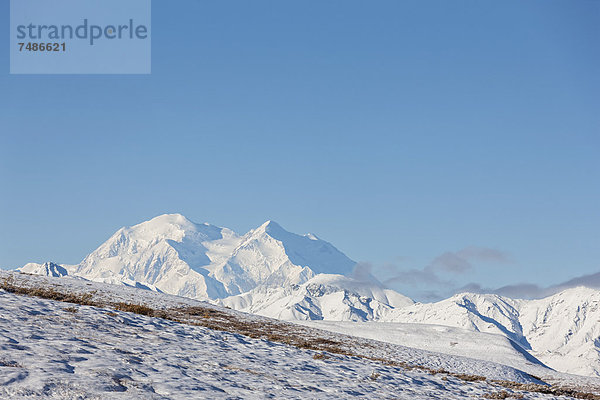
[20,214,381,306]
[21,261,69,277]
[382,288,600,377]
[520,288,600,377]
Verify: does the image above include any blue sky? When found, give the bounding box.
[1,0,598,301]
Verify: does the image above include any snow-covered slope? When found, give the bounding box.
[383,293,528,347]
[383,288,600,377]
[5,271,596,399]
[296,321,549,378]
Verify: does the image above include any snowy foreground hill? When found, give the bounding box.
[18,214,600,379]
[2,271,600,399]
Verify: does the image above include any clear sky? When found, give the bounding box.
[1,0,598,301]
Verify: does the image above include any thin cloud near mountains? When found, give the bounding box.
[381,246,513,300]
[460,270,600,299]
[378,246,599,301]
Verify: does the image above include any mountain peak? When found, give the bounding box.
[144,213,194,226]
[20,262,68,277]
[256,219,281,230]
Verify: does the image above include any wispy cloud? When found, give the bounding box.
[457,282,548,299]
[459,271,600,299]
[430,247,512,274]
[350,262,385,286]
[384,246,511,286]
[378,246,512,301]
[557,271,600,290]
[370,246,598,302]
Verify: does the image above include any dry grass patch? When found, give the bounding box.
[454,373,487,382]
[114,302,154,316]
[313,352,329,360]
[174,306,356,356]
[370,372,381,380]
[491,380,600,400]
[0,359,22,368]
[1,277,95,306]
[483,391,523,399]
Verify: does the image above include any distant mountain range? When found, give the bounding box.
[381,288,600,378]
[19,213,600,378]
